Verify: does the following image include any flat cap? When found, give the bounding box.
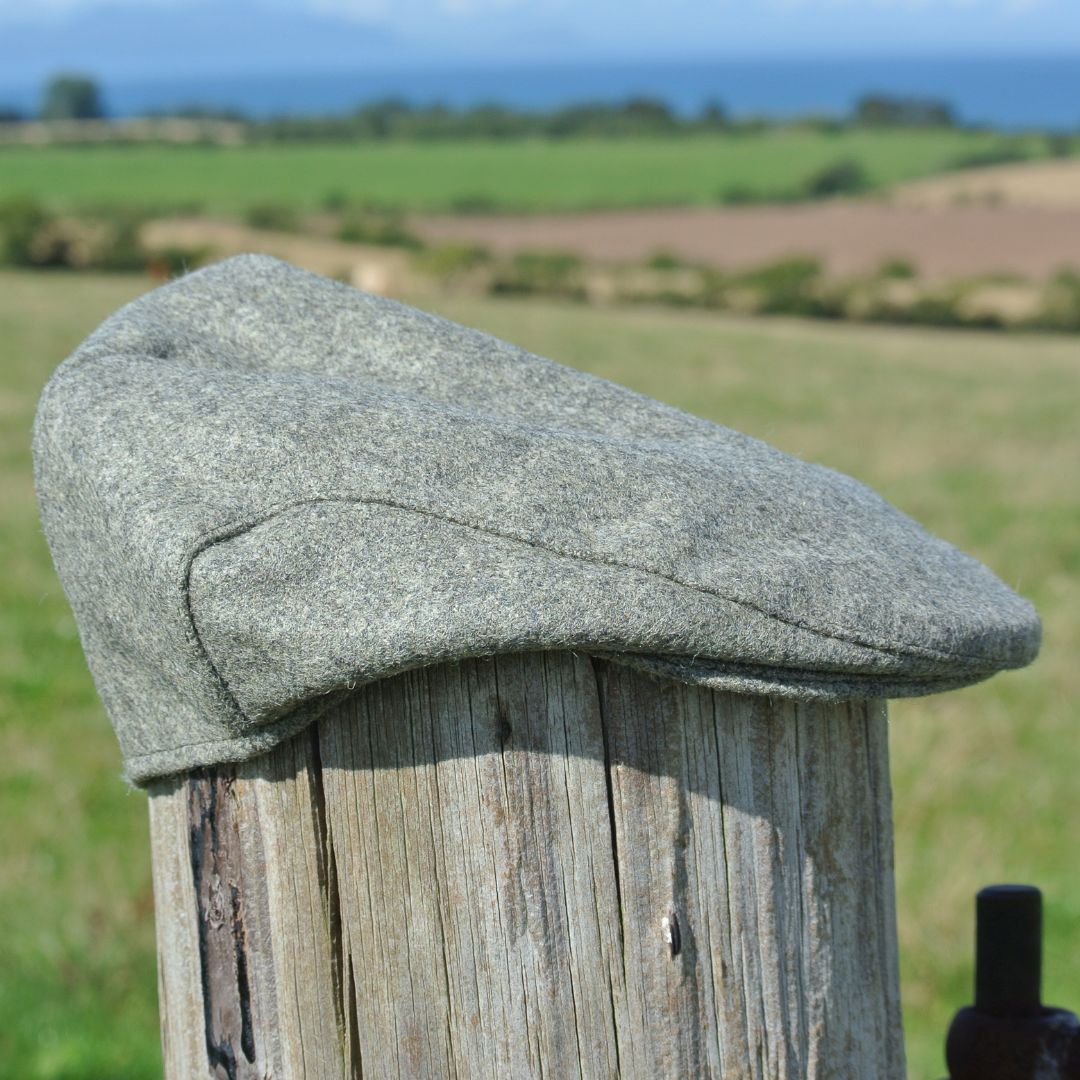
[34,255,1040,784]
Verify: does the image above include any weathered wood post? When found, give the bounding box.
[148,659,900,1078]
[34,255,1041,1079]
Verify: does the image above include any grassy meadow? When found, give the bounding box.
[0,128,1050,213]
[1,268,1077,1079]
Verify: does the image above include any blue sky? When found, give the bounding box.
[0,0,1077,86]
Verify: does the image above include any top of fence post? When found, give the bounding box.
[33,253,1039,785]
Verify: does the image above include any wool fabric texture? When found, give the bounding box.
[34,255,1040,784]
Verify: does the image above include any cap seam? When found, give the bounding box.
[180,492,1013,731]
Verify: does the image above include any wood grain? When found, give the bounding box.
[149,652,905,1079]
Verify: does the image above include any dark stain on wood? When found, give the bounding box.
[187,772,257,1080]
[495,699,513,748]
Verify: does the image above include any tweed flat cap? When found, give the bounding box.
[34,255,1039,784]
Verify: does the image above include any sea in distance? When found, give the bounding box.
[4,54,1079,129]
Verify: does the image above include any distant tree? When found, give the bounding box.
[455,104,526,140]
[545,103,604,138]
[41,74,105,121]
[352,97,412,137]
[546,97,677,138]
[621,97,678,132]
[1045,132,1074,158]
[0,105,24,123]
[792,114,844,135]
[699,100,728,130]
[854,95,892,127]
[853,94,955,128]
[146,104,248,123]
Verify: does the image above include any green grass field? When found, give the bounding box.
[0,129,1048,214]
[1,269,1077,1078]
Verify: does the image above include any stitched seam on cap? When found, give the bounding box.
[181,492,1010,728]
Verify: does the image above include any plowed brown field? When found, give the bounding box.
[416,203,1080,280]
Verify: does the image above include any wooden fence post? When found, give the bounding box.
[148,651,905,1079]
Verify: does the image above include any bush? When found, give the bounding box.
[321,189,350,213]
[646,251,684,270]
[608,262,708,309]
[245,203,300,232]
[414,243,491,284]
[802,159,869,199]
[0,196,50,266]
[0,198,150,271]
[856,284,974,329]
[490,251,585,300]
[734,256,825,315]
[337,210,422,249]
[906,294,976,328]
[37,214,146,271]
[447,193,500,215]
[1036,269,1080,332]
[90,212,145,271]
[716,185,760,206]
[699,268,728,308]
[877,258,916,280]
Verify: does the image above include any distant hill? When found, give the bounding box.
[2,1,1080,125]
[0,2,398,88]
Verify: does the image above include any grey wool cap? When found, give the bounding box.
[34,255,1040,784]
